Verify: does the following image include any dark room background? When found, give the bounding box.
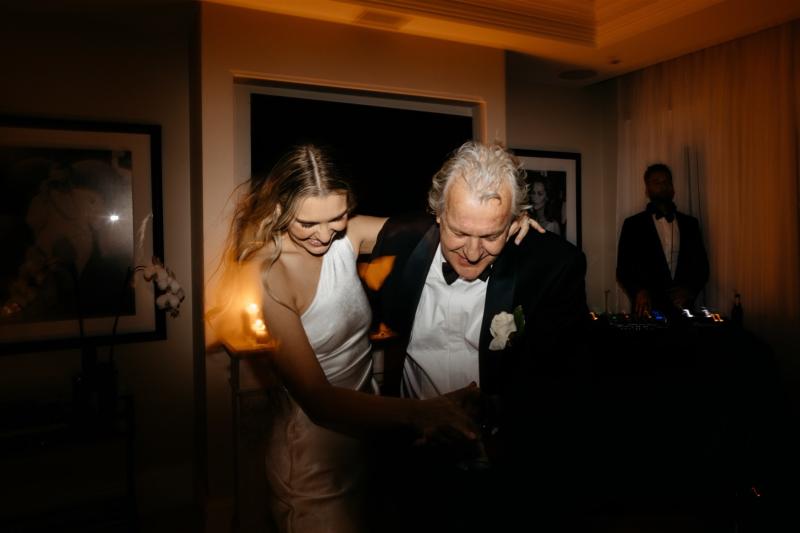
[249,91,473,217]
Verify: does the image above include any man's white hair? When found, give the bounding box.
[427,141,530,216]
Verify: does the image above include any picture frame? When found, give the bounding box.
[512,149,581,248]
[0,116,164,354]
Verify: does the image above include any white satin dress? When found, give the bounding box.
[265,236,376,533]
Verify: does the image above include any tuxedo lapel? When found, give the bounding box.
[400,224,440,330]
[479,245,517,394]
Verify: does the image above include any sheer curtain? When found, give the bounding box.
[615,20,800,368]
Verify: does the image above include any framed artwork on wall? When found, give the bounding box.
[0,116,164,354]
[512,148,581,249]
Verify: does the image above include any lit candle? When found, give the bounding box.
[242,304,255,336]
[243,303,269,343]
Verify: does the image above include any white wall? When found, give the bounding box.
[200,1,509,502]
[0,2,197,516]
[506,53,619,313]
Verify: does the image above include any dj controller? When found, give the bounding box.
[591,307,731,332]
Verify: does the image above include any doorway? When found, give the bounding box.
[235,81,476,216]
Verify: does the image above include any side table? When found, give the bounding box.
[222,341,275,532]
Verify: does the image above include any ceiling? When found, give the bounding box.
[207,0,800,85]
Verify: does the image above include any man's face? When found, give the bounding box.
[437,179,519,281]
[645,170,675,203]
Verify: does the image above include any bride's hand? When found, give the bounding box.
[512,211,546,245]
[412,383,480,447]
[443,381,483,422]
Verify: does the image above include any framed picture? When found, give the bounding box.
[512,149,581,248]
[0,116,164,354]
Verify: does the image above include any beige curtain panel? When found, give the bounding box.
[615,20,800,369]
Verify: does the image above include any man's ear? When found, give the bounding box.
[435,214,442,225]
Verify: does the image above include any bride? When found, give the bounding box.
[208,145,481,532]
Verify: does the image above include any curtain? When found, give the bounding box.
[615,20,800,368]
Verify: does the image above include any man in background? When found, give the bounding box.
[616,163,709,318]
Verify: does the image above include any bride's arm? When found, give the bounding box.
[261,264,476,441]
[346,214,388,255]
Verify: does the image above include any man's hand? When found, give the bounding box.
[634,289,652,318]
[669,286,693,309]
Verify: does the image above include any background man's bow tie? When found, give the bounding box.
[442,261,491,285]
[647,201,676,222]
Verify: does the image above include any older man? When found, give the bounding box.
[370,141,590,531]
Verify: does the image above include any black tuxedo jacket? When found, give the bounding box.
[616,210,709,313]
[369,215,592,524]
[371,214,590,401]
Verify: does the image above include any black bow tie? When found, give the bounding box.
[647,201,676,222]
[442,261,491,285]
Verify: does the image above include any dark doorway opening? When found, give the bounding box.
[249,91,474,217]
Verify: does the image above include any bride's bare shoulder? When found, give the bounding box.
[263,245,318,308]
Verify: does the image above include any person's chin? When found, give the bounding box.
[453,265,484,281]
[305,241,332,255]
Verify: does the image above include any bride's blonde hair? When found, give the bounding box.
[207,145,355,338]
[229,145,355,266]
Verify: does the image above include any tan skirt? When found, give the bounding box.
[264,391,368,533]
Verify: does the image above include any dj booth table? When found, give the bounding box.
[550,316,785,520]
[371,315,790,531]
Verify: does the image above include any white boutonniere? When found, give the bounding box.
[489,305,526,351]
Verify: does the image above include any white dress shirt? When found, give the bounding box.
[652,214,681,279]
[402,245,488,399]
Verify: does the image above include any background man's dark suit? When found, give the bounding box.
[369,213,591,531]
[616,210,709,315]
